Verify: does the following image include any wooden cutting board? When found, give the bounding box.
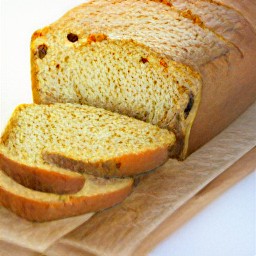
[0,103,255,256]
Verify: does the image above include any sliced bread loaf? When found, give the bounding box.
[31,0,232,159]
[0,103,175,192]
[0,170,133,222]
[30,0,256,160]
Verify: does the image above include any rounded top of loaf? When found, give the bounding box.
[33,0,230,68]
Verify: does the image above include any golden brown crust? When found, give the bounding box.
[115,146,170,176]
[0,152,85,194]
[43,146,170,178]
[1,104,28,143]
[212,0,256,31]
[153,0,256,155]
[152,0,242,51]
[31,38,41,104]
[187,1,256,153]
[0,178,133,222]
[31,28,50,104]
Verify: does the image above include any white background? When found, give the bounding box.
[0,1,255,255]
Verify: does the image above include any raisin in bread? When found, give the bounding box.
[30,0,256,160]
[0,103,175,193]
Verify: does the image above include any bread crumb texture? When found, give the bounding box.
[1,104,175,169]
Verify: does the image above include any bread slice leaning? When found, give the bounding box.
[0,170,133,222]
[0,104,175,193]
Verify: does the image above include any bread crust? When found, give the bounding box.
[187,0,256,153]
[213,0,256,30]
[148,0,256,157]
[0,152,85,194]
[150,0,256,154]
[43,145,171,177]
[0,172,133,222]
[31,28,52,103]
[153,0,256,154]
[31,49,41,104]
[31,29,46,103]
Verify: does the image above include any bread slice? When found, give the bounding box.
[0,170,133,222]
[0,104,175,192]
[31,0,233,159]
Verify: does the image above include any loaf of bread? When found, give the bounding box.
[0,103,175,194]
[30,0,256,159]
[1,0,256,222]
[0,170,133,222]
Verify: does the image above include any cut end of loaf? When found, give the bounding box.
[31,36,201,158]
